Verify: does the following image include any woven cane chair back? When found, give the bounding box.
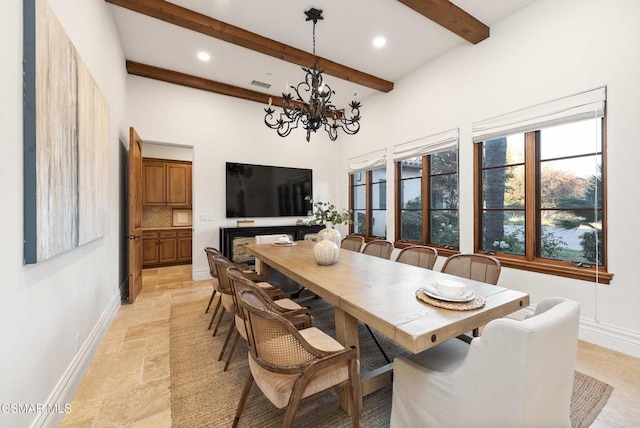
[396,245,438,270]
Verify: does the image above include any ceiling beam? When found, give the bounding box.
[127,60,346,119]
[127,60,278,104]
[397,0,489,44]
[107,0,394,93]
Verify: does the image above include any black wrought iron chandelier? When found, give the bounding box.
[264,8,362,142]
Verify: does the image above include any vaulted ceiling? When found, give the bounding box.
[106,0,538,109]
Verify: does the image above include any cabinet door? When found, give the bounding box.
[142,239,160,266]
[166,163,190,206]
[142,162,166,205]
[159,231,178,263]
[178,231,192,262]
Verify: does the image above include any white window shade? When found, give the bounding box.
[393,128,459,161]
[347,148,387,174]
[472,87,606,142]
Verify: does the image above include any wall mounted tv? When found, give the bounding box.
[225,162,313,218]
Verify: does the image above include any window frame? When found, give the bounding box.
[474,119,612,284]
[394,152,460,256]
[349,167,388,239]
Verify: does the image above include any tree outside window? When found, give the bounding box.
[350,167,387,238]
[477,117,607,280]
[397,148,459,249]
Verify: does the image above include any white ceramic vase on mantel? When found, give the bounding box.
[316,222,342,246]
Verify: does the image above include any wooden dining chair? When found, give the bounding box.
[220,267,312,371]
[233,288,360,428]
[211,256,280,338]
[395,245,438,270]
[205,248,266,331]
[341,235,365,252]
[441,253,501,285]
[361,239,394,259]
[204,247,222,320]
[441,253,501,338]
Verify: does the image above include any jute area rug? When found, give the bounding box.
[170,296,612,428]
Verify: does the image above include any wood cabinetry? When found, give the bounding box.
[142,158,191,207]
[142,231,160,265]
[177,230,193,262]
[143,228,192,268]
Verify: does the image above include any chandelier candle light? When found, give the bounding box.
[264,8,362,142]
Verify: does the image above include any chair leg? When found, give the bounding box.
[291,286,306,299]
[212,306,226,337]
[205,289,216,313]
[282,386,305,428]
[232,373,254,428]
[350,360,361,428]
[365,324,391,364]
[207,296,222,330]
[223,330,241,371]
[219,323,236,361]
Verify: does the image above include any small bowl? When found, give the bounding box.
[435,279,466,297]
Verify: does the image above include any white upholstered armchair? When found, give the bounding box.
[390,297,580,428]
[254,234,290,274]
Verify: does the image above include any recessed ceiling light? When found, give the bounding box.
[197,51,211,62]
[372,36,386,48]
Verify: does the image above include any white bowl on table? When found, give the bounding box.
[278,237,291,244]
[435,279,467,298]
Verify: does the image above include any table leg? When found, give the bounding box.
[334,307,362,414]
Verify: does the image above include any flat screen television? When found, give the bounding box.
[225,162,313,218]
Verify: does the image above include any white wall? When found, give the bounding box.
[126,76,349,279]
[0,0,126,426]
[125,0,639,358]
[344,0,640,356]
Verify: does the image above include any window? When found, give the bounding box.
[473,88,611,283]
[348,149,387,238]
[350,167,387,238]
[394,129,459,252]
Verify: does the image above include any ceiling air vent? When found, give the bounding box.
[251,80,272,89]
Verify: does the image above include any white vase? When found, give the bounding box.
[316,223,342,246]
[313,239,340,265]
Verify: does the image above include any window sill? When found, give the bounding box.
[490,255,613,284]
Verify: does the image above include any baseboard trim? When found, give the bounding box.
[30,292,121,428]
[579,318,640,358]
[193,268,211,281]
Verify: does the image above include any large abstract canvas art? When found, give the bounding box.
[23,0,109,264]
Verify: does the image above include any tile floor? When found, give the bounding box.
[60,265,640,427]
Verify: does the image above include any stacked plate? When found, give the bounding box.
[422,280,475,302]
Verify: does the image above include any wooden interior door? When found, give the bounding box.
[128,127,144,303]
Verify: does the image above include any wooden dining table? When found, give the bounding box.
[245,240,529,414]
